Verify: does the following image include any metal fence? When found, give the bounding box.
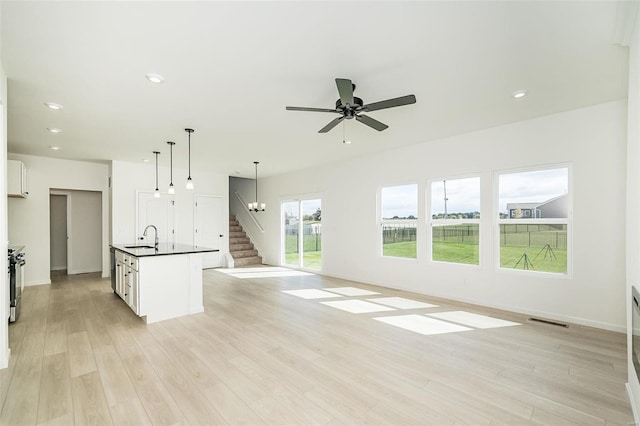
[284,224,322,253]
[382,223,417,244]
[432,224,479,244]
[500,224,567,249]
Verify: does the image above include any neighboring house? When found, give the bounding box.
[507,194,568,219]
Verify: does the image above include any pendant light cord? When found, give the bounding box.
[153,151,160,190]
[255,161,259,203]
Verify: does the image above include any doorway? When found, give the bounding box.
[49,194,68,273]
[282,198,322,270]
[50,189,102,277]
[194,194,224,268]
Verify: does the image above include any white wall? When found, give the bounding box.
[626,3,640,422]
[67,190,102,274]
[232,100,627,332]
[49,194,67,270]
[0,31,10,370]
[7,154,109,285]
[110,160,229,264]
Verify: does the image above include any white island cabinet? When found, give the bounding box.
[111,243,219,324]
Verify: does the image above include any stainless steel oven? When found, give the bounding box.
[8,247,25,323]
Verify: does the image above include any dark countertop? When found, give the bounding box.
[111,243,219,258]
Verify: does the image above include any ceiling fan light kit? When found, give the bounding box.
[286,78,416,134]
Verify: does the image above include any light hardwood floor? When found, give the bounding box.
[0,267,634,425]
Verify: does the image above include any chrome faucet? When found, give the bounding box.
[142,225,159,250]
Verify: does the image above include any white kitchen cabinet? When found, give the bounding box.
[7,160,28,198]
[114,250,140,314]
[111,245,212,324]
[125,263,139,314]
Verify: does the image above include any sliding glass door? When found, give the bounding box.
[282,199,322,270]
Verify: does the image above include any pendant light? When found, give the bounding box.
[153,151,161,198]
[248,161,265,212]
[167,141,176,194]
[185,128,194,190]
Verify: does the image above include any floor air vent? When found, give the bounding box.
[528,317,568,328]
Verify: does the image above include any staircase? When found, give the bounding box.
[229,216,263,267]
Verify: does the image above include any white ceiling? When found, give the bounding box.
[1,1,629,178]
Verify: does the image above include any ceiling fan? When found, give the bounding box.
[286,78,417,133]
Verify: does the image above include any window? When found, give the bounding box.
[430,177,480,265]
[381,184,417,258]
[498,166,570,274]
[282,199,322,270]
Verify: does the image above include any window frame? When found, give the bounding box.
[280,195,323,271]
[379,182,419,260]
[427,175,482,268]
[494,163,573,278]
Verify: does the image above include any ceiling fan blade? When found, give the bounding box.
[286,106,338,113]
[362,94,416,112]
[318,116,345,133]
[356,114,388,131]
[335,78,354,107]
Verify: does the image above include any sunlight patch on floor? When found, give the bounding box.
[320,300,396,314]
[323,287,380,296]
[282,289,343,299]
[426,311,520,329]
[374,315,472,335]
[366,297,438,309]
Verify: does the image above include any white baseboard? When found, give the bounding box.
[67,267,101,275]
[315,270,625,333]
[25,279,51,287]
[627,382,639,426]
[50,266,66,271]
[0,348,10,369]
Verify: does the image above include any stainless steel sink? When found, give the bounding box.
[124,245,155,249]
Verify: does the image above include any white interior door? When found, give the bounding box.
[194,195,223,268]
[137,192,175,245]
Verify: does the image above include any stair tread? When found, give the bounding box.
[234,256,263,266]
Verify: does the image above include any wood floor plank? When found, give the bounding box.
[108,398,152,426]
[67,331,97,378]
[37,352,73,425]
[0,268,634,425]
[121,353,188,425]
[92,344,138,408]
[70,371,113,425]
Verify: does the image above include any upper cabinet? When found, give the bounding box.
[7,160,28,198]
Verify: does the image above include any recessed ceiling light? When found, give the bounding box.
[44,102,63,110]
[47,127,62,133]
[512,90,528,99]
[49,145,61,151]
[142,159,150,163]
[343,140,352,144]
[145,73,164,84]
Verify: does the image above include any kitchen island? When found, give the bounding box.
[110,243,219,324]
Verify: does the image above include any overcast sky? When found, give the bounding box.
[381,168,568,218]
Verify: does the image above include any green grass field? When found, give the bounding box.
[500,245,567,273]
[432,242,479,265]
[383,241,416,258]
[284,251,321,269]
[282,224,566,274]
